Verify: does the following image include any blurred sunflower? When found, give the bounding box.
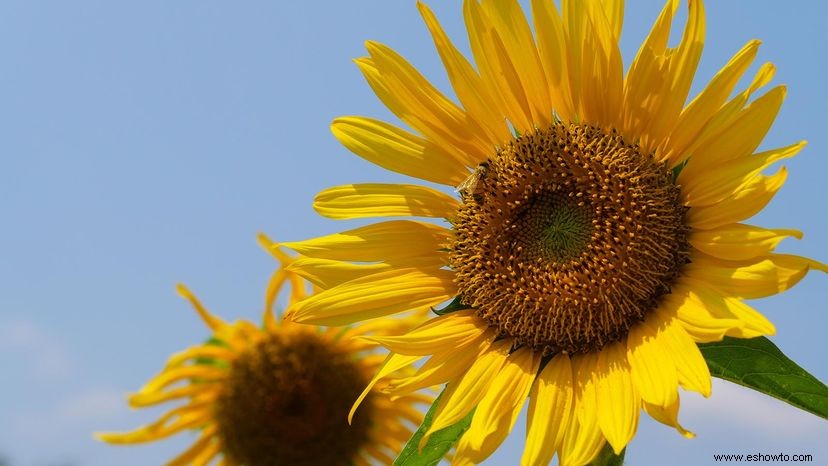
[96,240,429,466]
[279,1,827,465]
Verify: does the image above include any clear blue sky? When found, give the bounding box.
[1,1,825,465]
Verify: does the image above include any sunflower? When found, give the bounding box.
[96,242,429,466]
[280,1,827,465]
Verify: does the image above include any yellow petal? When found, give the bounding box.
[644,0,705,154]
[600,0,624,39]
[360,310,485,356]
[684,61,776,158]
[349,352,422,423]
[564,0,624,127]
[418,1,511,145]
[424,339,510,440]
[530,0,574,120]
[559,351,607,465]
[456,347,540,464]
[689,223,803,261]
[680,85,786,180]
[286,268,457,326]
[594,341,639,454]
[163,345,236,368]
[176,284,226,332]
[95,404,212,444]
[463,0,533,132]
[314,183,459,220]
[559,352,606,466]
[680,277,776,338]
[479,0,552,127]
[662,39,761,164]
[280,220,451,263]
[685,253,823,299]
[166,426,218,466]
[286,257,394,290]
[686,167,787,230]
[666,283,744,343]
[385,329,495,395]
[681,141,804,207]
[643,397,695,439]
[655,308,712,397]
[521,354,573,466]
[189,437,221,466]
[331,116,468,186]
[363,41,490,165]
[621,0,678,142]
[140,366,226,394]
[128,385,218,409]
[626,313,678,407]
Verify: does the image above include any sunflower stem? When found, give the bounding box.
[588,443,626,466]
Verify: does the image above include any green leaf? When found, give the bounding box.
[671,159,688,180]
[432,295,471,316]
[588,443,626,466]
[700,336,828,420]
[394,387,474,466]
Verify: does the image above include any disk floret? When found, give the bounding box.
[451,122,689,355]
[215,331,373,466]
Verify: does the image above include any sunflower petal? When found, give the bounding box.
[643,397,695,439]
[666,283,745,343]
[521,354,573,466]
[531,0,574,120]
[424,339,510,440]
[463,0,533,131]
[286,268,457,326]
[645,0,706,153]
[314,183,459,220]
[655,308,712,397]
[686,167,787,230]
[280,220,451,263]
[689,223,803,261]
[685,254,823,300]
[681,141,804,207]
[331,116,468,186]
[626,312,678,407]
[286,257,394,290]
[480,0,552,127]
[364,41,491,164]
[679,278,777,338]
[560,352,606,466]
[680,85,786,179]
[594,341,639,454]
[360,310,486,356]
[417,1,511,145]
[384,330,494,395]
[558,416,606,466]
[662,39,761,164]
[350,352,422,423]
[166,426,218,466]
[456,347,540,464]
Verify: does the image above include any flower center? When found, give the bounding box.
[215,331,374,466]
[450,122,689,355]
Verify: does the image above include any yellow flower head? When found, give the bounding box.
[281,1,827,465]
[96,240,429,466]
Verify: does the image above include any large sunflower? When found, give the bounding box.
[281,0,827,465]
[96,242,429,466]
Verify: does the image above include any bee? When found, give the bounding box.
[455,161,489,199]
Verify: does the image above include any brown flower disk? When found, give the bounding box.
[215,331,374,466]
[450,122,689,355]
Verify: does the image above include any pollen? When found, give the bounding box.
[214,330,374,466]
[451,122,689,355]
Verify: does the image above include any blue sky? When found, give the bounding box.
[0,1,825,465]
